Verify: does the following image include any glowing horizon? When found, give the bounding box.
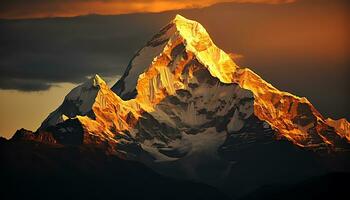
[0,0,294,19]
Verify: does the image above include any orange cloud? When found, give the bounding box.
[0,0,295,19]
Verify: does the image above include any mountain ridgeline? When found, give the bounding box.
[3,15,350,199]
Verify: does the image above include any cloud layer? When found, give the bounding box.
[0,14,159,91]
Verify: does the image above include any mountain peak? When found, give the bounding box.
[112,15,237,99]
[173,14,186,21]
[172,14,207,38]
[65,74,106,101]
[39,74,110,130]
[172,15,238,83]
[85,74,106,88]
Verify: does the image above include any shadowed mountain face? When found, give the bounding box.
[0,140,229,200]
[2,139,347,200]
[2,14,350,199]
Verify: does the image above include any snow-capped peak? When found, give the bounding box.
[172,14,237,83]
[39,74,108,130]
[91,74,105,87]
[63,74,106,112]
[112,14,237,100]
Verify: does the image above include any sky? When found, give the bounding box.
[0,0,294,19]
[0,0,349,138]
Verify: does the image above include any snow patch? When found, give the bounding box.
[227,109,244,133]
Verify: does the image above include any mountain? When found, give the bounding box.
[7,15,350,198]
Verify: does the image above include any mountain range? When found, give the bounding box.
[1,15,349,199]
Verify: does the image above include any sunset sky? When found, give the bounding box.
[0,0,349,138]
[0,0,294,19]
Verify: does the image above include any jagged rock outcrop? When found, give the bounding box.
[326,118,350,141]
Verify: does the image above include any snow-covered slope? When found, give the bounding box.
[39,74,104,130]
[110,14,349,149]
[38,74,138,146]
[112,15,237,100]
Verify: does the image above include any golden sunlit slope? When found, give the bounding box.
[41,15,349,150]
[73,15,240,145]
[326,118,350,141]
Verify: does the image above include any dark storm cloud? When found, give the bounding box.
[0,14,168,91]
[0,78,52,91]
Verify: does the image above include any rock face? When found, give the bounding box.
[13,15,350,197]
[326,118,350,140]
